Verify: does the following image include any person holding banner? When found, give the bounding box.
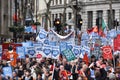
[6,46,18,67]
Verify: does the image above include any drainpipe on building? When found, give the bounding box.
[36,0,37,36]
[75,0,78,45]
[14,0,17,42]
[109,0,113,30]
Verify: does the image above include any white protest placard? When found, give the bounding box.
[43,45,52,58]
[16,47,25,59]
[36,29,48,42]
[26,46,36,57]
[0,45,2,60]
[3,67,12,78]
[72,46,81,57]
[59,42,67,52]
[52,46,60,59]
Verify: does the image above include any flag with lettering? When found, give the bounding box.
[102,45,113,60]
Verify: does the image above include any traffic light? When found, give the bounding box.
[77,18,83,30]
[114,20,119,27]
[54,18,61,33]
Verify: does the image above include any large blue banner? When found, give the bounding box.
[3,67,12,78]
[49,41,56,46]
[33,42,43,51]
[67,42,73,50]
[16,47,25,59]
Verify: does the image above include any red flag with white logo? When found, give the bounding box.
[102,45,113,60]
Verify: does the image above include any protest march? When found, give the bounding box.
[0,26,120,80]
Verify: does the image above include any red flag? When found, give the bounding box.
[114,34,120,51]
[87,28,94,34]
[102,45,113,60]
[98,28,106,37]
[13,14,19,21]
[93,26,98,33]
[83,53,89,65]
[87,26,98,34]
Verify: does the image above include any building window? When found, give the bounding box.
[97,10,103,27]
[68,13,72,29]
[55,14,58,18]
[52,0,54,5]
[88,11,93,28]
[60,0,62,4]
[68,12,72,19]
[97,10,103,18]
[65,13,66,22]
[52,14,54,26]
[108,10,115,29]
[59,13,62,22]
[56,0,58,5]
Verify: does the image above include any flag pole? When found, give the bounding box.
[111,39,116,69]
[51,60,55,80]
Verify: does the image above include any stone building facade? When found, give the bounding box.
[0,0,35,38]
[38,0,120,31]
[0,0,13,36]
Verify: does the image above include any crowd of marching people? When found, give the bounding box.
[0,32,120,80]
[0,53,120,80]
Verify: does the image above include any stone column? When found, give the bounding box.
[115,9,119,22]
[0,0,1,34]
[82,11,87,31]
[1,0,4,34]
